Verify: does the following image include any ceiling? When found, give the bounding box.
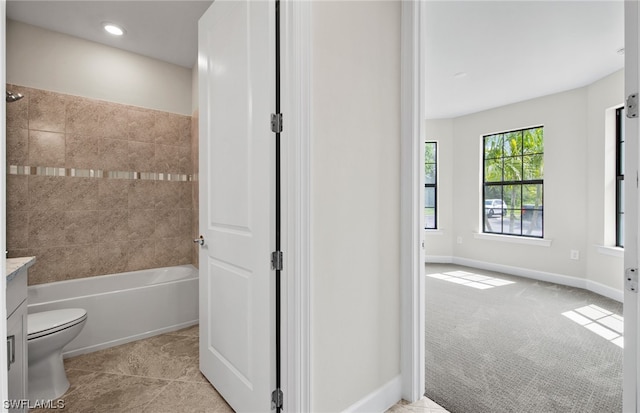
[7,0,213,69]
[426,1,625,119]
[6,1,625,118]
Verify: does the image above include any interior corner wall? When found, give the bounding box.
[438,70,624,293]
[586,70,625,291]
[310,1,401,411]
[425,119,454,260]
[6,20,192,116]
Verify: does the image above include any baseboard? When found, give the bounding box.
[62,320,199,358]
[586,279,623,302]
[342,375,402,413]
[425,255,453,264]
[451,257,623,303]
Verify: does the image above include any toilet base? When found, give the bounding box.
[28,349,70,401]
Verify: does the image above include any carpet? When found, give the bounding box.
[425,264,623,413]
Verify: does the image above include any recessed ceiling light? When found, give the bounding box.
[103,23,125,36]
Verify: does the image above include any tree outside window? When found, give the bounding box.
[483,127,543,238]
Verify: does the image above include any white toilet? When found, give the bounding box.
[27,308,87,401]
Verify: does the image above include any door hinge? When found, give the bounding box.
[271,113,283,133]
[625,268,638,293]
[271,251,283,271]
[271,388,283,410]
[626,93,638,118]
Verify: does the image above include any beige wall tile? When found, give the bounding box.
[126,241,157,272]
[6,84,29,130]
[97,242,128,274]
[128,209,156,240]
[129,181,156,209]
[28,175,66,211]
[178,208,193,238]
[28,210,66,247]
[155,113,190,147]
[18,247,67,285]
[155,144,180,173]
[63,178,99,211]
[155,237,191,267]
[98,180,129,210]
[99,210,129,243]
[7,175,29,211]
[7,211,29,250]
[64,245,99,280]
[66,96,104,137]
[65,211,100,245]
[7,128,28,165]
[155,209,181,238]
[155,181,182,209]
[66,134,100,169]
[177,146,192,174]
[28,130,65,167]
[100,138,129,171]
[29,88,66,133]
[180,182,192,209]
[127,108,156,143]
[101,103,128,140]
[129,141,155,172]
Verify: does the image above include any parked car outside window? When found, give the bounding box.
[484,199,507,217]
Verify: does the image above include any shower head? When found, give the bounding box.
[6,91,24,103]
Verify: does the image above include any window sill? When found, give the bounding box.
[597,245,624,258]
[424,229,444,236]
[473,232,552,247]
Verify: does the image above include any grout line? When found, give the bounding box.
[139,380,174,412]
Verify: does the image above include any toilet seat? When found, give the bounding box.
[28,309,88,340]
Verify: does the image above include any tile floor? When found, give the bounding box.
[47,325,447,412]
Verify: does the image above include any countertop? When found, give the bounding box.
[6,257,35,282]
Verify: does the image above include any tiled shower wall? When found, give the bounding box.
[6,84,194,285]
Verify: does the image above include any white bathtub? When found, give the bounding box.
[27,265,199,358]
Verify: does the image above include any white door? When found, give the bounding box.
[624,1,639,412]
[198,1,276,411]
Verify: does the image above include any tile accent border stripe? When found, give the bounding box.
[8,165,195,182]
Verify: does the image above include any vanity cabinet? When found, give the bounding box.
[7,301,27,411]
[6,258,33,413]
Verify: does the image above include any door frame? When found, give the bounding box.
[280,0,312,411]
[624,1,639,411]
[0,1,9,408]
[280,0,426,410]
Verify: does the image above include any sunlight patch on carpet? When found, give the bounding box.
[562,304,624,348]
[426,270,515,289]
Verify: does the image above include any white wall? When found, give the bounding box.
[311,1,401,411]
[586,70,625,292]
[6,20,192,115]
[427,70,624,297]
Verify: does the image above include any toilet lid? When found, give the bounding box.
[28,308,87,339]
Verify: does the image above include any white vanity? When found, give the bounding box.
[6,257,35,411]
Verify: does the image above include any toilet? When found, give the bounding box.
[27,308,87,401]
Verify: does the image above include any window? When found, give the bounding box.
[616,107,625,247]
[425,142,437,229]
[483,126,543,238]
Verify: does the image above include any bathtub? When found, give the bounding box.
[27,265,199,358]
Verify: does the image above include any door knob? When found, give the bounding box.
[193,235,205,246]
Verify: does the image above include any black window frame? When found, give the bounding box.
[482,126,544,238]
[425,141,437,230]
[616,107,625,248]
